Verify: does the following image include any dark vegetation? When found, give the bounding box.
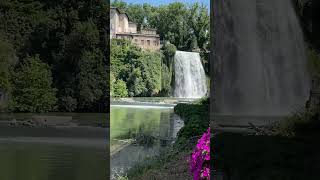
[174,98,210,146]
[0,0,109,113]
[293,0,320,77]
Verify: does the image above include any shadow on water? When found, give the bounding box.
[213,133,320,180]
[0,142,108,180]
[0,113,109,180]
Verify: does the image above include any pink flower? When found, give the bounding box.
[190,127,211,180]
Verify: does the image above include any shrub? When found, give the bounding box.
[11,55,57,112]
[113,79,128,97]
[272,110,320,137]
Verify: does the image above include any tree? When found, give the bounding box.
[119,2,210,52]
[110,39,162,97]
[76,49,107,111]
[0,0,109,112]
[12,55,57,112]
[113,79,128,97]
[188,3,210,51]
[0,35,17,111]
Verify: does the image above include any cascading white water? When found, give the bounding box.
[213,0,310,115]
[173,51,207,98]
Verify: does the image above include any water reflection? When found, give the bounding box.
[0,142,108,180]
[0,113,108,180]
[110,105,183,178]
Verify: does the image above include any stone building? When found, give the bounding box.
[110,7,161,51]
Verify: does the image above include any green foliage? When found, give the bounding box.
[0,35,17,111]
[188,3,210,51]
[11,56,57,113]
[0,0,109,112]
[112,1,210,52]
[76,49,107,111]
[160,64,172,96]
[308,48,320,78]
[110,39,162,97]
[159,42,177,96]
[161,42,176,64]
[112,79,128,98]
[174,99,209,141]
[0,36,17,92]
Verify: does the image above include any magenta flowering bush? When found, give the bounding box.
[190,127,210,180]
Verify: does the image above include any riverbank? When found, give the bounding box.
[0,113,108,147]
[125,98,209,180]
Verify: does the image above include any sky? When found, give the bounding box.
[120,0,210,8]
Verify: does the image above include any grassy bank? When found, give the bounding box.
[125,98,210,180]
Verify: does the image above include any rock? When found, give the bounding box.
[9,119,17,126]
[21,120,34,127]
[31,117,48,126]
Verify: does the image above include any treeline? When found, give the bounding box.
[111,39,161,97]
[0,0,109,113]
[111,0,210,65]
[110,39,177,98]
[110,1,210,98]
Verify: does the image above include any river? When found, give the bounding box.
[110,98,185,179]
[0,113,108,180]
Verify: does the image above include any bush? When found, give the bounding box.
[113,79,128,98]
[308,48,320,78]
[111,39,162,97]
[162,42,177,61]
[11,55,57,112]
[174,99,209,141]
[272,110,320,137]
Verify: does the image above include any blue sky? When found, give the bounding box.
[120,0,210,8]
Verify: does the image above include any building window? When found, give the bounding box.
[154,40,157,46]
[141,40,144,45]
[147,40,150,46]
[134,39,138,43]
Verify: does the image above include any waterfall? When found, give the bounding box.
[173,51,207,98]
[213,0,310,115]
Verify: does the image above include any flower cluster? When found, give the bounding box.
[190,127,210,180]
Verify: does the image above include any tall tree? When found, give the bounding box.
[12,55,57,113]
